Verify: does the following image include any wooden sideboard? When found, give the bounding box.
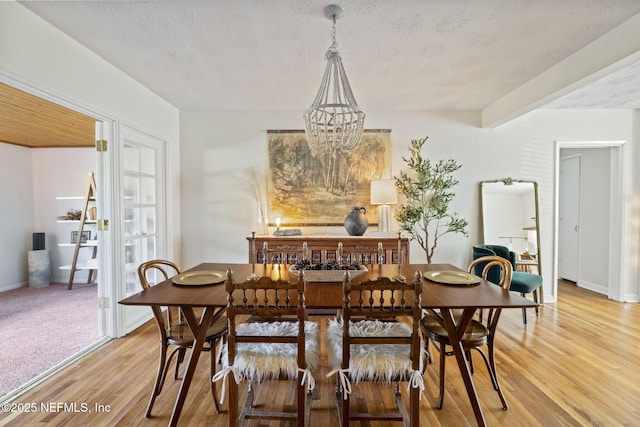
[247,235,410,265]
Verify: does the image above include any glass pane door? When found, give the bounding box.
[122,131,165,297]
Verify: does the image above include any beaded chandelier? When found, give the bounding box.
[303,4,365,153]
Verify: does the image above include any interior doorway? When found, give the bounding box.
[554,141,625,302]
[0,76,112,401]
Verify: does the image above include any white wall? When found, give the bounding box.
[0,143,33,291]
[180,110,484,268]
[180,108,639,303]
[31,148,95,283]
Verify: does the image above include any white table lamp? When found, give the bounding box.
[371,179,398,233]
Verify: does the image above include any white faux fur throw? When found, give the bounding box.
[220,321,320,384]
[326,318,423,384]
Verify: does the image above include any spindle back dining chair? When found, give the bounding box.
[215,268,320,427]
[326,270,424,427]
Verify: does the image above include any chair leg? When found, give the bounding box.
[228,371,239,427]
[437,343,446,409]
[238,382,255,425]
[297,372,307,427]
[473,348,498,390]
[334,374,344,427]
[393,382,401,409]
[393,382,408,422]
[409,377,420,427]
[209,338,222,414]
[175,347,186,380]
[341,377,350,427]
[145,343,168,418]
[486,340,508,410]
[146,344,182,417]
[305,388,314,427]
[533,289,540,317]
[218,334,226,364]
[424,334,434,364]
[342,388,350,427]
[466,349,475,374]
[520,292,528,329]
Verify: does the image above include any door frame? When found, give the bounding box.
[554,140,625,301]
[0,73,118,336]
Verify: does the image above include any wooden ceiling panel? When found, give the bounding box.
[0,82,96,148]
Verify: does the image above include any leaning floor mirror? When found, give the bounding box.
[480,178,541,276]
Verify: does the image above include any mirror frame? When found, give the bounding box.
[479,178,542,279]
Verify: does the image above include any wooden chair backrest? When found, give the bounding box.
[468,255,513,289]
[137,259,179,290]
[467,255,513,333]
[137,259,181,335]
[224,268,307,368]
[261,241,308,264]
[337,242,384,265]
[341,270,423,373]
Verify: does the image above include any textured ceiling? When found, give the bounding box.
[545,59,640,108]
[14,1,640,120]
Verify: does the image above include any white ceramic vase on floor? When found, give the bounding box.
[28,249,51,288]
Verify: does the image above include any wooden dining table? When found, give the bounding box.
[119,262,537,427]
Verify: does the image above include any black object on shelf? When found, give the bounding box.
[33,232,45,250]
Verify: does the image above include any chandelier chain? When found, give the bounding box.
[330,15,338,52]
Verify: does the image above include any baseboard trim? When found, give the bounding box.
[0,282,27,293]
[577,280,607,296]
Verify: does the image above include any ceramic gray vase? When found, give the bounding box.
[344,207,368,236]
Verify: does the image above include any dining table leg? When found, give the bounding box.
[439,308,487,427]
[168,306,217,427]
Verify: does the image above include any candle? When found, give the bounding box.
[247,231,258,280]
[276,217,281,230]
[250,231,256,264]
[395,231,406,281]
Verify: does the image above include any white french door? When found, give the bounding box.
[119,126,167,333]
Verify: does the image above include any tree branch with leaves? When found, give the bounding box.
[394,137,468,263]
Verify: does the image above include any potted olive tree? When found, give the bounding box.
[394,137,468,263]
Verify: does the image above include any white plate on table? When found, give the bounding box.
[423,270,481,285]
[172,270,226,286]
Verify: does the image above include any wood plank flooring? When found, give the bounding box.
[2,280,639,426]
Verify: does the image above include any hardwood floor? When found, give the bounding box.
[2,280,639,426]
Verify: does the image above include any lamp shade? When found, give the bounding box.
[370,179,397,205]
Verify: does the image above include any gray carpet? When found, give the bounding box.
[0,282,99,397]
